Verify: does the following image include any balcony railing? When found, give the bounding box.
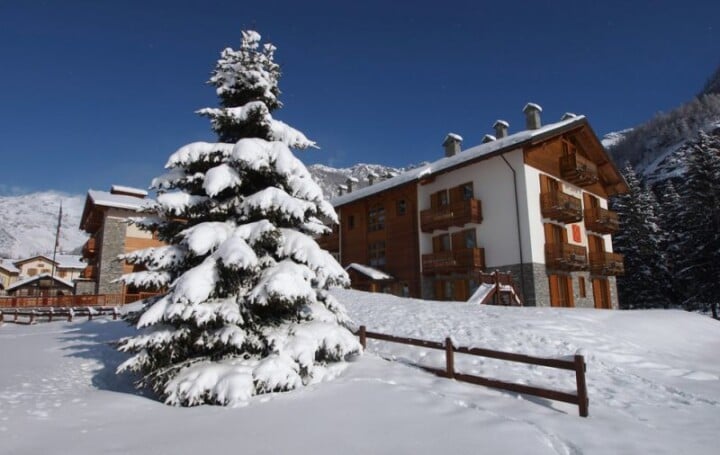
[584,206,620,235]
[589,252,624,276]
[540,191,583,224]
[560,152,598,187]
[420,198,482,233]
[82,237,97,257]
[545,243,588,271]
[316,231,339,252]
[422,247,485,275]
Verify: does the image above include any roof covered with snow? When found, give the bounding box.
[87,189,156,212]
[345,263,394,281]
[11,254,85,270]
[110,185,149,197]
[332,115,587,207]
[0,260,20,274]
[5,273,74,292]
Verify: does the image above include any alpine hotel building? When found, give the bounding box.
[318,104,628,309]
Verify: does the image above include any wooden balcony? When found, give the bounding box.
[545,243,588,271]
[316,231,339,252]
[420,199,482,233]
[422,248,485,275]
[82,237,97,257]
[589,252,624,276]
[81,265,98,280]
[540,191,583,224]
[560,152,598,187]
[584,206,620,235]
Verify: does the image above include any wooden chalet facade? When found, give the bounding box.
[319,104,628,309]
[78,185,163,295]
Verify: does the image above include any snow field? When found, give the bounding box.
[0,289,718,454]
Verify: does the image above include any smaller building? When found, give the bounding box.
[5,273,74,297]
[12,255,85,281]
[0,260,20,292]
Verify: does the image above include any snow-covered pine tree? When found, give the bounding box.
[656,180,684,304]
[116,30,361,406]
[611,163,672,309]
[674,131,720,317]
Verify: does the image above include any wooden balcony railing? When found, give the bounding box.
[560,152,598,187]
[589,252,624,276]
[316,231,339,252]
[540,191,583,224]
[584,206,620,235]
[545,243,588,271]
[81,265,97,279]
[421,199,482,233]
[422,248,485,275]
[82,237,97,257]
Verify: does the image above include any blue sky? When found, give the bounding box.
[1,0,718,195]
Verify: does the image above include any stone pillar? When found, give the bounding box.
[97,217,127,295]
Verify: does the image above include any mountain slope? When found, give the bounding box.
[0,192,87,259]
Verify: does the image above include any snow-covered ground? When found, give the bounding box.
[1,289,718,454]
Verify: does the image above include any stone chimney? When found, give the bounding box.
[337,184,347,196]
[367,171,378,186]
[346,177,358,193]
[482,134,496,144]
[442,133,463,157]
[523,103,543,130]
[493,120,509,139]
[561,112,577,121]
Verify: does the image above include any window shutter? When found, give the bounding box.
[430,192,440,209]
[449,185,463,204]
[549,274,560,307]
[451,231,464,250]
[433,235,442,253]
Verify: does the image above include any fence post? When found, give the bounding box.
[574,354,589,417]
[445,337,455,379]
[359,325,367,349]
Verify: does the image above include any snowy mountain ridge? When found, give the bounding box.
[0,191,87,259]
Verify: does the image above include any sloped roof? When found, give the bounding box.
[5,273,74,292]
[0,260,20,274]
[87,189,155,211]
[332,115,596,207]
[345,263,394,281]
[10,254,84,270]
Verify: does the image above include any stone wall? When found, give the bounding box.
[97,217,126,295]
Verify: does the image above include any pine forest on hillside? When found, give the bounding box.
[116,30,360,406]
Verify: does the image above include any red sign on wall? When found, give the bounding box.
[572,224,582,243]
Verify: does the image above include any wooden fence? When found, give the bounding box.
[357,326,589,417]
[0,306,119,325]
[0,293,159,308]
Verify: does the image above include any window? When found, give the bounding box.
[401,282,410,297]
[464,229,477,249]
[369,241,386,268]
[397,199,407,216]
[348,215,355,230]
[579,276,586,298]
[433,234,451,253]
[461,182,474,200]
[444,280,454,300]
[28,268,38,276]
[368,205,385,231]
[439,191,450,207]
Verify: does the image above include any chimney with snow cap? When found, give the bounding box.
[346,177,358,193]
[367,171,378,186]
[561,112,578,121]
[443,133,463,157]
[523,102,543,130]
[337,184,347,196]
[493,120,509,139]
[482,134,496,144]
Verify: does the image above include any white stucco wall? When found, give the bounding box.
[417,148,533,268]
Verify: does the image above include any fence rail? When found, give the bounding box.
[357,325,589,417]
[0,293,159,308]
[0,306,119,325]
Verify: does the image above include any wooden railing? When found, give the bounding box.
[560,152,598,187]
[422,248,485,275]
[545,243,588,271]
[356,326,589,417]
[0,292,159,308]
[0,306,119,324]
[584,206,620,235]
[476,270,523,306]
[420,198,482,233]
[540,191,583,224]
[589,252,624,276]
